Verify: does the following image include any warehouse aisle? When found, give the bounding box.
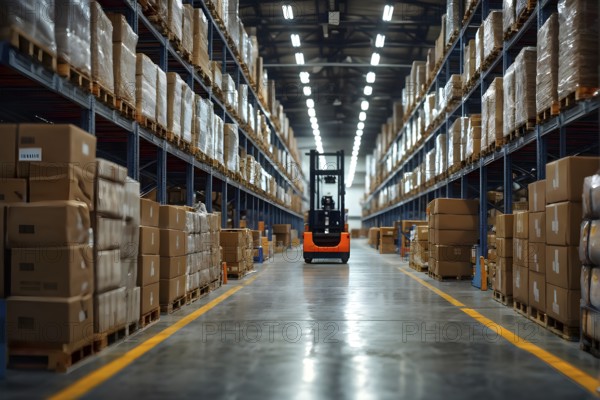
[3,239,600,399]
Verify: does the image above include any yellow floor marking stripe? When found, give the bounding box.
[397,267,599,396]
[48,273,263,400]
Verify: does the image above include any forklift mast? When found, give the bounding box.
[307,150,346,233]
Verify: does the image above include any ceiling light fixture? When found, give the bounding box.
[361,100,369,111]
[300,72,310,84]
[283,4,294,20]
[357,122,365,130]
[291,34,301,47]
[303,86,312,96]
[295,52,305,65]
[310,117,318,124]
[313,129,320,136]
[366,72,376,83]
[382,5,394,21]
[370,52,380,66]
[311,123,319,130]
[308,108,316,117]
[359,112,367,121]
[375,34,386,48]
[364,86,373,96]
[356,130,363,136]
[306,99,315,108]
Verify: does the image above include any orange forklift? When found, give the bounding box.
[303,150,350,263]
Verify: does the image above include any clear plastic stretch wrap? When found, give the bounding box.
[446,0,459,44]
[210,61,223,90]
[108,14,138,104]
[503,62,516,138]
[248,103,255,132]
[167,72,183,138]
[193,94,201,146]
[483,11,503,63]
[435,133,447,177]
[475,26,484,72]
[484,78,504,149]
[514,47,537,127]
[238,84,248,123]
[0,0,56,55]
[222,74,237,109]
[192,8,209,70]
[405,76,413,107]
[55,0,91,75]
[198,98,213,156]
[182,4,193,56]
[536,13,559,114]
[213,115,224,165]
[415,63,426,97]
[448,118,465,168]
[181,81,193,144]
[91,1,114,91]
[444,75,462,105]
[167,0,183,43]
[156,67,167,127]
[425,149,436,182]
[503,0,515,35]
[557,0,599,100]
[224,124,239,173]
[135,54,157,121]
[463,40,475,85]
[516,0,531,18]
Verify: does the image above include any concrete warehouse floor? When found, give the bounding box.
[2,239,600,399]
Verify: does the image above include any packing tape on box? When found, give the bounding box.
[535,219,541,238]
[553,289,559,315]
[553,164,559,189]
[534,253,538,264]
[534,281,540,302]
[553,249,559,273]
[552,205,558,233]
[516,269,521,289]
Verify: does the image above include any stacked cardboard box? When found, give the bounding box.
[482,77,503,151]
[409,226,429,270]
[368,227,380,248]
[184,210,201,294]
[514,47,537,128]
[159,205,187,309]
[536,14,559,116]
[107,13,138,106]
[580,174,600,345]
[91,1,114,92]
[495,214,514,298]
[208,213,222,285]
[138,199,160,319]
[428,199,479,278]
[545,157,600,327]
[4,124,96,348]
[512,211,529,307]
[221,229,252,276]
[527,181,546,314]
[379,227,395,254]
[273,224,291,248]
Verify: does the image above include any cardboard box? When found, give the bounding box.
[258,221,265,232]
[29,163,93,210]
[546,283,581,326]
[380,227,395,236]
[379,244,396,254]
[0,178,26,203]
[528,212,545,243]
[430,229,478,245]
[95,249,121,293]
[160,256,187,279]
[513,265,529,303]
[529,271,546,312]
[95,158,127,184]
[513,238,528,267]
[220,230,245,246]
[159,229,186,257]
[528,242,546,273]
[11,246,93,297]
[528,180,546,212]
[273,224,291,233]
[417,226,429,241]
[223,247,243,263]
[431,245,471,262]
[139,226,160,255]
[431,214,478,230]
[7,201,91,248]
[0,205,5,298]
[7,294,93,344]
[545,202,583,246]
[546,245,580,289]
[496,238,513,258]
[159,275,186,303]
[546,157,600,204]
[0,124,17,178]
[432,260,472,277]
[513,211,528,239]
[138,255,160,286]
[93,216,122,251]
[494,262,513,295]
[16,124,97,178]
[141,282,159,314]
[159,205,186,230]
[495,214,514,238]
[429,198,479,215]
[227,260,247,273]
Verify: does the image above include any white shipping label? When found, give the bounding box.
[533,281,539,302]
[150,291,154,306]
[151,232,155,245]
[176,281,180,296]
[553,165,559,189]
[150,260,155,277]
[18,148,42,161]
[534,191,538,208]
[516,270,521,288]
[535,219,541,238]
[553,249,559,273]
[79,310,86,322]
[81,281,89,292]
[552,206,559,233]
[150,207,153,218]
[82,143,90,156]
[552,289,560,315]
[176,236,180,249]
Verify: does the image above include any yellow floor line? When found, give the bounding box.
[48,273,263,400]
[397,267,599,396]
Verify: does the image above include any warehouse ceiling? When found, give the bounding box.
[239,0,445,158]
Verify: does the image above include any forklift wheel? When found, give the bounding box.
[341,256,349,264]
[305,258,312,264]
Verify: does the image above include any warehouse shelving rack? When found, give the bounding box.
[0,0,305,235]
[361,0,599,286]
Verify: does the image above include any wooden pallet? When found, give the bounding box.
[536,102,560,124]
[528,305,548,328]
[515,0,537,25]
[57,62,92,92]
[93,324,128,353]
[161,295,187,314]
[409,262,428,272]
[462,0,478,24]
[8,338,94,372]
[227,269,249,280]
[481,48,501,72]
[2,26,57,72]
[92,82,116,108]
[546,315,579,341]
[116,98,136,120]
[560,87,599,110]
[467,153,480,165]
[138,0,161,16]
[209,279,222,292]
[127,320,140,336]
[580,332,600,358]
[137,114,158,133]
[139,308,160,329]
[513,300,529,318]
[187,284,210,304]
[492,290,512,306]
[427,271,471,282]
[514,120,535,137]
[445,30,459,50]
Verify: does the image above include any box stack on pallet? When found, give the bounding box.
[252,230,263,263]
[221,229,252,279]
[494,214,514,305]
[428,199,479,280]
[208,213,223,290]
[580,174,600,356]
[184,210,202,303]
[273,224,291,253]
[158,205,187,314]
[536,13,559,123]
[3,124,96,372]
[409,226,429,272]
[138,199,161,328]
[512,210,529,316]
[527,180,546,323]
[379,227,396,254]
[368,228,380,249]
